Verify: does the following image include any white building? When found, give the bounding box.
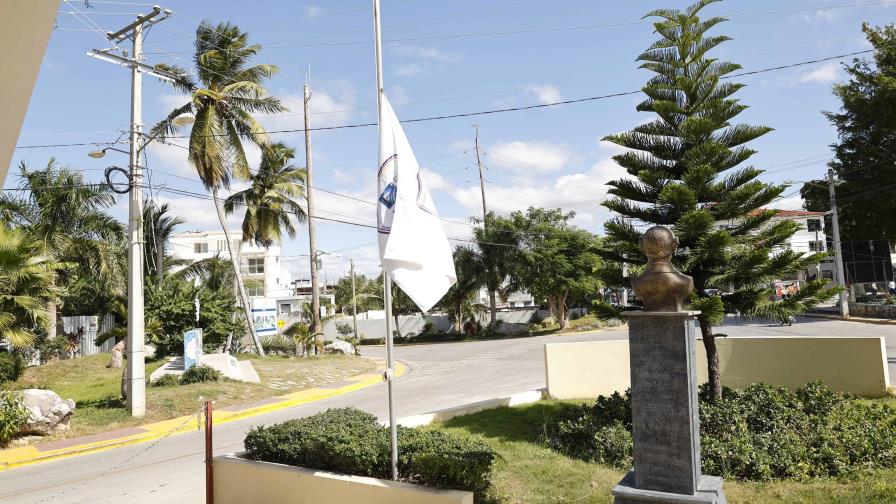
[169,230,294,299]
[169,230,333,335]
[719,209,833,282]
[474,287,535,309]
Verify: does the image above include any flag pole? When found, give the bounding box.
[373,0,399,482]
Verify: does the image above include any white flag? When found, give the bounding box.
[377,95,456,312]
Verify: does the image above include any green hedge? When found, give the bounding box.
[244,408,495,499]
[179,364,221,385]
[0,352,24,383]
[543,382,896,481]
[0,391,29,446]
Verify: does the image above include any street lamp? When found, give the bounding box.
[87,114,194,160]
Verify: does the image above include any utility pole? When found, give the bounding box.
[828,168,850,318]
[474,124,496,325]
[350,258,358,340]
[89,6,171,417]
[473,124,488,221]
[303,84,322,351]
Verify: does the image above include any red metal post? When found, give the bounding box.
[205,400,213,504]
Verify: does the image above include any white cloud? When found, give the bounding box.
[798,9,840,23]
[394,45,461,64]
[798,62,841,84]
[304,5,322,18]
[525,84,562,105]
[487,140,571,173]
[395,63,426,77]
[452,141,627,229]
[774,194,806,211]
[421,168,449,191]
[392,45,461,77]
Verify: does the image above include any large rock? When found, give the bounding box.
[324,339,355,355]
[19,389,76,436]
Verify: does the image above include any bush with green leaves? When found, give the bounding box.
[0,352,24,383]
[150,374,180,387]
[260,335,296,356]
[179,364,222,385]
[543,382,896,481]
[0,391,29,446]
[335,322,354,337]
[244,408,496,499]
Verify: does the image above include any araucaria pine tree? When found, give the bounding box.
[601,0,838,400]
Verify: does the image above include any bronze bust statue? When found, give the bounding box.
[630,226,694,312]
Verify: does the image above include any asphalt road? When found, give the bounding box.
[1,317,893,504]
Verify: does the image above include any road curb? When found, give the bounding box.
[0,361,408,472]
[393,389,546,427]
[804,312,896,326]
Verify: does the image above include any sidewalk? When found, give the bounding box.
[804,311,896,326]
[0,361,407,471]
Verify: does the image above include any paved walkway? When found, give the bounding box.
[1,317,893,503]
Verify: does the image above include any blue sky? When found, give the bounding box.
[12,0,896,279]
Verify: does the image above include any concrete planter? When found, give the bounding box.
[849,302,896,319]
[212,452,474,504]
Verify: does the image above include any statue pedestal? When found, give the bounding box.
[612,311,726,504]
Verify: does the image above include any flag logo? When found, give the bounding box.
[379,182,397,209]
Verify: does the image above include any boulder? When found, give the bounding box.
[324,339,355,355]
[19,389,76,436]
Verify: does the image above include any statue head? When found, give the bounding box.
[639,226,678,262]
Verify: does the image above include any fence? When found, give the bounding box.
[61,314,117,357]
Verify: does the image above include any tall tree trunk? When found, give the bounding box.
[698,315,722,402]
[212,187,265,356]
[549,292,569,330]
[156,231,164,288]
[488,289,497,326]
[46,300,57,339]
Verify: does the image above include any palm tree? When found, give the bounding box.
[442,247,486,332]
[173,254,236,292]
[142,201,185,287]
[0,159,124,334]
[152,21,287,356]
[0,226,60,349]
[224,142,307,247]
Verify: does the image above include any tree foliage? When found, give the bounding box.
[601,0,838,400]
[0,227,61,348]
[224,142,307,247]
[503,207,602,329]
[801,23,896,241]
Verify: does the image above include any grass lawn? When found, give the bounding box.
[435,402,896,504]
[10,352,377,440]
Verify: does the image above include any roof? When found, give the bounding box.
[749,208,826,218]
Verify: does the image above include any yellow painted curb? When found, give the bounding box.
[0,361,408,472]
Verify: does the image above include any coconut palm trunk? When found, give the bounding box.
[213,187,264,356]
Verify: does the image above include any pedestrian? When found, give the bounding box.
[889,280,895,295]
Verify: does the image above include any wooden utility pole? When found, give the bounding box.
[474,124,497,325]
[350,259,358,340]
[474,124,488,221]
[304,84,323,351]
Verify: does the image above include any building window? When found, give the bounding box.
[807,219,822,232]
[809,240,825,252]
[245,282,264,297]
[194,242,208,254]
[247,258,264,274]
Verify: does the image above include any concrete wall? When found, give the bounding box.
[545,336,891,398]
[213,453,473,504]
[0,1,58,182]
[849,303,896,319]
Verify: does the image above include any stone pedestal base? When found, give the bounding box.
[613,471,727,504]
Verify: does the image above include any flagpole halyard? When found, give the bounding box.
[372,0,399,483]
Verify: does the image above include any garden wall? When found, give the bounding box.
[849,303,896,319]
[545,336,891,398]
[213,453,473,504]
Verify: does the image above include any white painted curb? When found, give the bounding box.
[388,389,546,428]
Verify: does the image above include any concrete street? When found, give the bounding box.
[1,317,894,503]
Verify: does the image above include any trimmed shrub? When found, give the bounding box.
[244,408,496,499]
[543,382,896,481]
[260,335,296,356]
[150,374,180,387]
[0,352,24,383]
[179,364,222,385]
[0,391,29,446]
